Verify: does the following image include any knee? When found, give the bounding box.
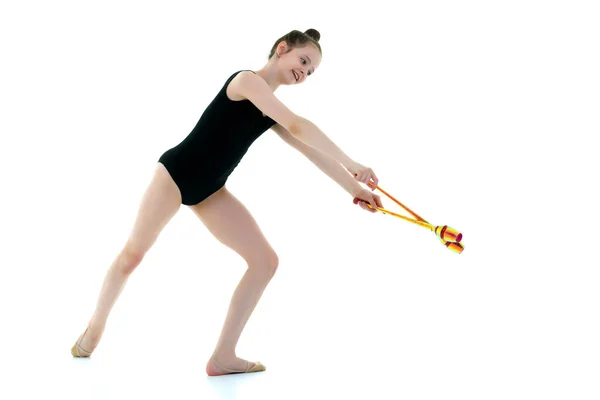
[249,251,279,276]
[269,252,279,273]
[118,246,145,275]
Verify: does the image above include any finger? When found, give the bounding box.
[370,201,377,212]
[365,175,373,190]
[368,173,375,188]
[371,171,378,188]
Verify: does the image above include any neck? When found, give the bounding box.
[253,63,283,92]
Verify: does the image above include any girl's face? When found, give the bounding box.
[278,43,321,85]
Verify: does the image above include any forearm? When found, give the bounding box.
[302,146,362,196]
[292,119,354,167]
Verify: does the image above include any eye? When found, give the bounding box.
[301,58,312,76]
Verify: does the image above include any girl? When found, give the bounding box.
[71,29,383,376]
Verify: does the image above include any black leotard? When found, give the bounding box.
[158,70,277,205]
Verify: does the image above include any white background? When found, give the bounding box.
[1,0,598,399]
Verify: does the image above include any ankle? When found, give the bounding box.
[88,316,105,330]
[212,349,237,361]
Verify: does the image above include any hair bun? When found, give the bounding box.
[304,29,320,42]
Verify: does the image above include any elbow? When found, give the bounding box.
[289,117,309,137]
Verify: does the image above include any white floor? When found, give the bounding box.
[4,203,600,399]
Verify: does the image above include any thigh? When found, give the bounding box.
[188,186,278,267]
[125,162,182,256]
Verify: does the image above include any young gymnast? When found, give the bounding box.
[71,28,383,376]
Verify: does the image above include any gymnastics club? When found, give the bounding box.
[353,182,464,254]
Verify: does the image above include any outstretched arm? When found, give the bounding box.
[272,124,362,196]
[289,118,354,169]
[233,71,362,175]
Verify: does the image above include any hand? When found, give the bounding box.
[345,161,379,190]
[351,187,383,213]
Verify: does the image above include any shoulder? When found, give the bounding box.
[227,72,302,133]
[227,70,263,101]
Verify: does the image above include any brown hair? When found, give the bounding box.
[267,29,322,60]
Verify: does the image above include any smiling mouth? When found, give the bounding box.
[293,71,299,82]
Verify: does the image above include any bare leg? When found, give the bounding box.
[79,250,140,352]
[212,262,276,357]
[72,163,182,355]
[190,187,278,375]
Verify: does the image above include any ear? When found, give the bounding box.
[277,41,289,56]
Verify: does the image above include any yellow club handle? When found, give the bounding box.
[353,186,464,253]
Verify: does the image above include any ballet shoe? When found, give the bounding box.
[71,327,93,357]
[208,357,266,376]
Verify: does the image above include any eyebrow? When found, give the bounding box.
[306,55,315,74]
